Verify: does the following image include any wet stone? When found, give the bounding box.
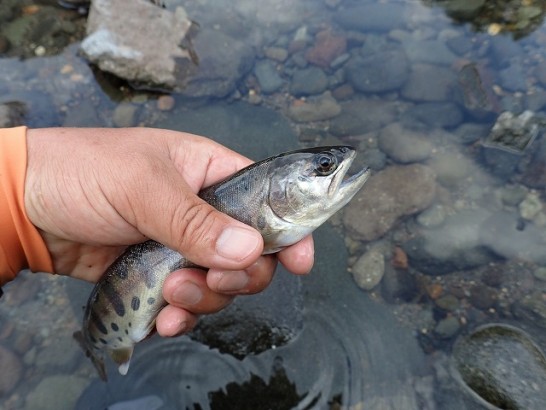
[344,164,437,241]
[254,60,284,94]
[434,316,460,339]
[453,123,488,145]
[112,103,138,127]
[287,92,341,122]
[468,285,497,310]
[305,29,346,68]
[378,123,433,163]
[498,184,528,207]
[401,64,457,102]
[435,294,459,312]
[453,324,546,409]
[334,3,407,32]
[351,248,385,291]
[359,148,387,171]
[330,100,400,136]
[533,267,546,282]
[417,204,447,228]
[345,47,409,93]
[289,67,328,96]
[264,46,288,62]
[402,39,457,66]
[499,60,527,92]
[404,102,463,128]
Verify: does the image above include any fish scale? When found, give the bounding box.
[75,146,370,380]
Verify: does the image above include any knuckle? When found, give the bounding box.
[173,201,219,253]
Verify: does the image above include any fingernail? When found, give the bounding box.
[216,226,261,261]
[173,281,203,305]
[216,270,249,292]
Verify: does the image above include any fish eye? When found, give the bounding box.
[314,152,337,175]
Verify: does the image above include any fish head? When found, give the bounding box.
[265,146,370,248]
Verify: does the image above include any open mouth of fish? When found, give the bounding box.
[329,150,371,198]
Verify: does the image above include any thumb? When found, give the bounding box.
[129,164,264,270]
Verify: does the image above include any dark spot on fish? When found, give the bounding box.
[111,323,119,332]
[90,335,98,344]
[147,297,155,305]
[103,283,126,317]
[99,338,107,345]
[131,296,140,311]
[128,322,132,328]
[257,214,267,230]
[125,329,129,335]
[118,337,123,342]
[90,309,108,335]
[516,218,526,231]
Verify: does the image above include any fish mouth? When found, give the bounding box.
[329,150,371,199]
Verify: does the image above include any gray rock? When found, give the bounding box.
[330,99,400,137]
[426,152,476,188]
[417,204,447,228]
[453,123,488,145]
[401,64,457,102]
[378,123,433,163]
[360,148,388,171]
[446,35,474,55]
[289,67,328,96]
[404,102,463,128]
[434,316,460,338]
[442,0,486,19]
[499,61,527,92]
[351,248,385,291]
[254,60,284,94]
[402,39,457,66]
[344,164,437,241]
[287,92,341,122]
[0,345,22,395]
[81,0,195,89]
[345,48,409,93]
[25,375,89,410]
[489,35,523,67]
[334,3,407,32]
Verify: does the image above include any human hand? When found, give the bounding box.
[24,127,314,336]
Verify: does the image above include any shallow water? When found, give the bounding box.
[2,0,546,409]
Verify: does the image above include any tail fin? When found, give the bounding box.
[73,331,108,381]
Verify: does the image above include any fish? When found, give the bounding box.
[74,146,371,380]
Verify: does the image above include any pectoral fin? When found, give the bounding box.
[109,346,134,376]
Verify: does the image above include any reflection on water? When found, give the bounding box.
[3,0,546,408]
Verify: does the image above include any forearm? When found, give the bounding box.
[0,126,53,286]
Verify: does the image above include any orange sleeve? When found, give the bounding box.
[0,126,53,286]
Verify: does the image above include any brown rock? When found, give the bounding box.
[157,95,175,111]
[343,164,437,241]
[305,29,347,68]
[0,345,23,395]
[392,246,408,269]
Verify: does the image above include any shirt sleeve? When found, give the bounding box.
[0,126,53,286]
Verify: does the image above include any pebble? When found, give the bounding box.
[498,184,528,207]
[0,345,22,395]
[157,95,175,111]
[329,100,400,136]
[435,295,459,312]
[112,103,138,127]
[519,192,543,220]
[378,123,433,163]
[331,84,354,100]
[289,67,328,96]
[305,29,347,69]
[343,164,437,241]
[392,246,408,269]
[533,267,546,282]
[401,64,457,102]
[264,46,288,62]
[468,285,497,310]
[434,316,460,338]
[426,151,474,188]
[254,60,284,94]
[345,48,409,93]
[287,92,341,123]
[404,102,463,128]
[351,248,385,291]
[334,3,406,32]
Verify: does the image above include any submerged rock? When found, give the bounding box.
[452,324,546,409]
[0,344,22,395]
[344,164,437,241]
[81,0,195,89]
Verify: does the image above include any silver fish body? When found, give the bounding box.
[76,146,370,380]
